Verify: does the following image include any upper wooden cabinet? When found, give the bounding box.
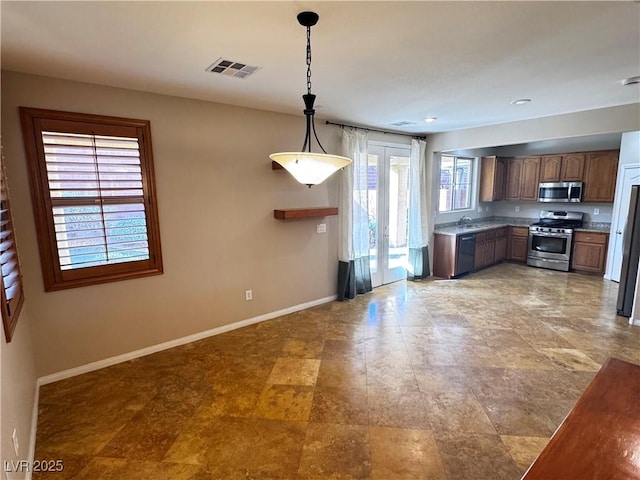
[540,154,585,182]
[479,156,507,202]
[505,158,523,200]
[521,157,541,200]
[482,149,617,204]
[583,151,619,203]
[506,157,540,201]
[560,153,585,181]
[540,155,563,182]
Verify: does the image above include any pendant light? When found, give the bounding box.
[270,11,352,188]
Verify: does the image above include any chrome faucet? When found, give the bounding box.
[458,215,472,227]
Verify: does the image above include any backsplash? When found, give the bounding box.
[481,201,613,224]
[435,201,613,228]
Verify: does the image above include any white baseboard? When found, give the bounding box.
[37,295,336,386]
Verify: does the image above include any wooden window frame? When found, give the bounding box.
[20,108,163,291]
[1,148,25,342]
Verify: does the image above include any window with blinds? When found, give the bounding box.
[1,149,25,342]
[20,108,163,291]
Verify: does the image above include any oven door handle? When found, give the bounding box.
[529,231,572,239]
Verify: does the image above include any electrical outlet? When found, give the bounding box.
[593,208,600,215]
[245,290,252,301]
[477,206,483,213]
[316,223,327,234]
[12,428,19,457]
[515,206,520,212]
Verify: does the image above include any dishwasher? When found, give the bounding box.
[455,234,476,276]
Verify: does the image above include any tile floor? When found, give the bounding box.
[33,263,640,479]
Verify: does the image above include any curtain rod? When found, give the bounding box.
[325,120,426,140]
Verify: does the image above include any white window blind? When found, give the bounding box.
[1,153,25,342]
[43,131,150,270]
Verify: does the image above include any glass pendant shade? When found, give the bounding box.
[270,152,352,187]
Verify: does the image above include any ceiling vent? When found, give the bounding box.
[206,58,259,79]
[389,120,417,127]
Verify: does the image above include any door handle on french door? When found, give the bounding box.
[616,230,622,234]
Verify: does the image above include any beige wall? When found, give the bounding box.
[1,71,341,376]
[1,305,38,474]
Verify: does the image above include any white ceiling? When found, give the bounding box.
[2,1,639,134]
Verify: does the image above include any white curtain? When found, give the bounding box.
[407,138,431,280]
[337,128,372,300]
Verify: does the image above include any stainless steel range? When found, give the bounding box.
[527,210,584,272]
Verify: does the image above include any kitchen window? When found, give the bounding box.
[20,108,163,291]
[438,155,474,212]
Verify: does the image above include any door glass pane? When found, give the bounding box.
[388,155,410,271]
[366,153,379,273]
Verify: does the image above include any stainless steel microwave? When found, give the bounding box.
[538,182,583,203]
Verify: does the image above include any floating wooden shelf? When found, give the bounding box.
[274,207,338,220]
[272,161,284,170]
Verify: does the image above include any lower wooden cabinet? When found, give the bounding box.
[508,226,529,262]
[434,227,509,278]
[474,232,487,270]
[435,226,609,276]
[473,228,503,271]
[485,239,496,266]
[571,231,608,274]
[433,234,461,279]
[494,228,507,262]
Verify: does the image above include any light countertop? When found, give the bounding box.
[434,218,611,236]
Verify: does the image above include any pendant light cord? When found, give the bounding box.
[303,22,327,154]
[306,25,312,95]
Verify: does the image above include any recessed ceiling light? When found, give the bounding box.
[424,116,437,123]
[621,76,640,86]
[510,99,531,105]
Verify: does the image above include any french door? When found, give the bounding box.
[367,143,411,287]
